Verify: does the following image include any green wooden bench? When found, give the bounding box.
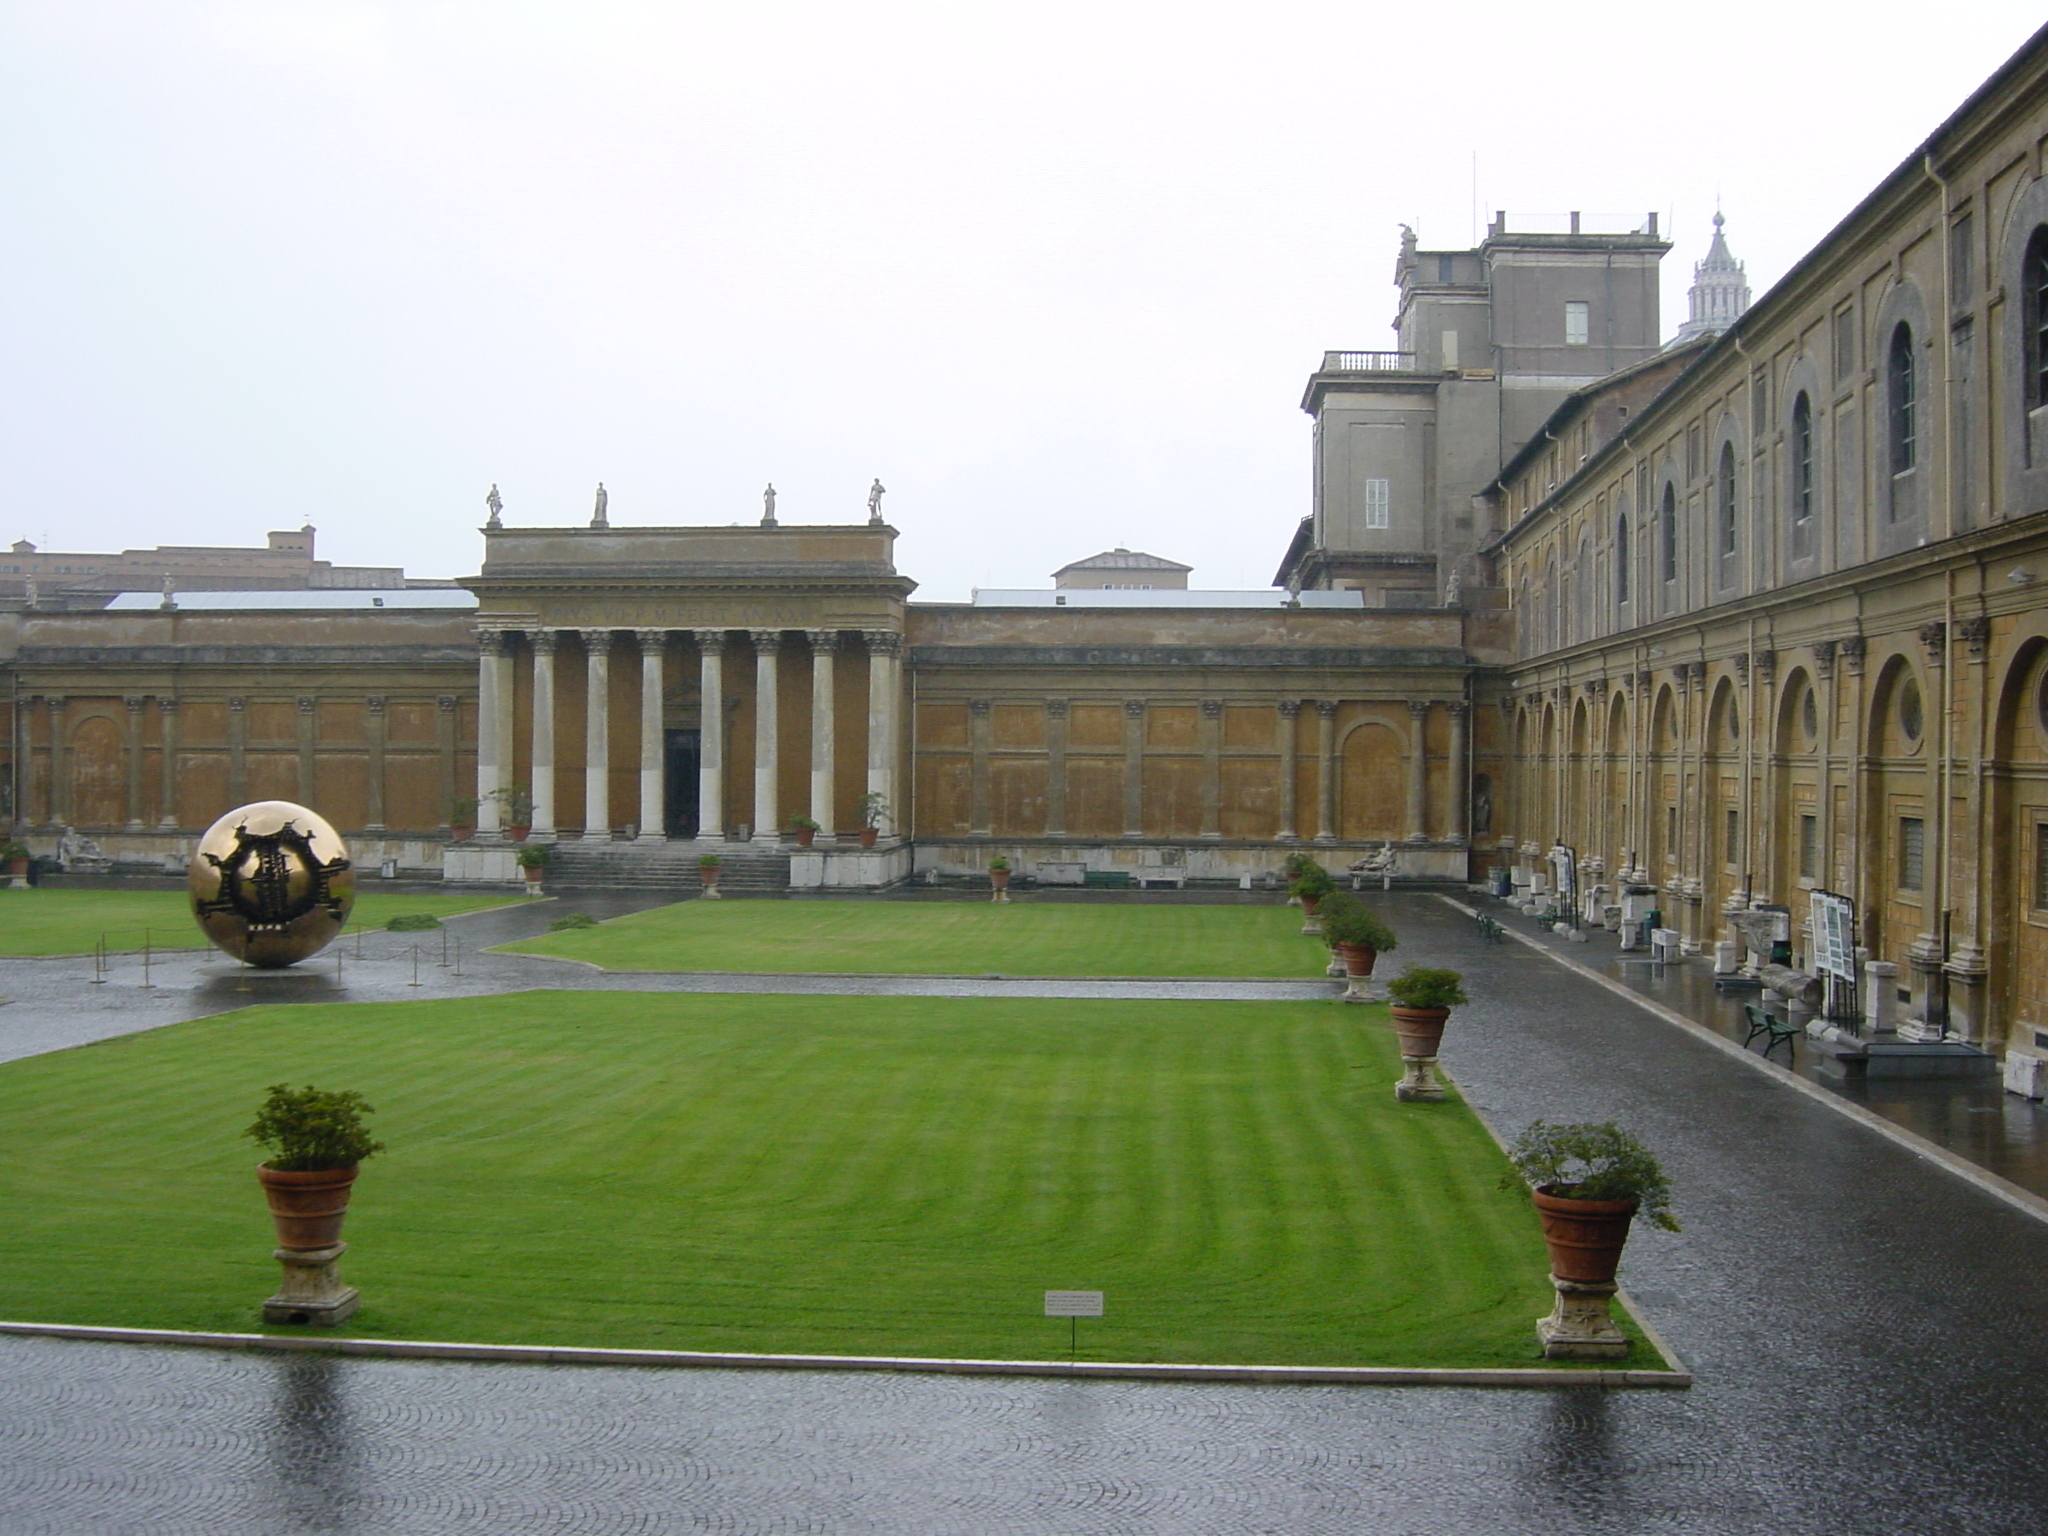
[1474,913,1505,945]
[1743,1002,1800,1061]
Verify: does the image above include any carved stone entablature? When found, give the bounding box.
[1813,640,1837,680]
[1278,699,1302,719]
[1840,635,1867,674]
[1957,616,1991,659]
[1046,699,1068,719]
[1202,699,1224,718]
[1752,650,1775,685]
[1918,621,1947,665]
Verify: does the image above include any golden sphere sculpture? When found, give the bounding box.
[189,801,355,968]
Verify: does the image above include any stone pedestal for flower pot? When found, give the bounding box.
[1334,943,1382,1002]
[1299,897,1323,937]
[263,1242,359,1327]
[1394,1055,1444,1101]
[1535,1276,1628,1358]
[699,868,722,899]
[990,870,1012,903]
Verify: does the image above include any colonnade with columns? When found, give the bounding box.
[475,625,903,843]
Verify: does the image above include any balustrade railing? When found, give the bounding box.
[1319,350,1418,372]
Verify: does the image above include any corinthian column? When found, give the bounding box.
[808,629,837,834]
[1276,700,1301,841]
[1405,700,1431,842]
[530,630,557,839]
[156,697,180,830]
[693,630,725,841]
[864,630,900,834]
[751,629,781,843]
[1314,701,1337,842]
[476,629,511,837]
[1445,700,1470,845]
[636,630,667,840]
[583,630,611,839]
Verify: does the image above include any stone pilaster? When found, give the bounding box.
[123,696,146,830]
[1314,701,1338,842]
[863,630,901,835]
[750,629,781,843]
[295,697,316,809]
[808,629,837,834]
[1276,700,1300,841]
[1199,700,1224,839]
[1044,698,1069,837]
[968,700,993,837]
[583,631,612,840]
[156,697,180,830]
[529,631,558,839]
[1123,699,1146,839]
[364,696,387,831]
[1405,700,1431,843]
[475,629,511,836]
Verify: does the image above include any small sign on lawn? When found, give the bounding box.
[1044,1290,1104,1317]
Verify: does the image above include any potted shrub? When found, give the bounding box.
[786,813,821,847]
[1,840,29,879]
[1385,964,1466,1056]
[515,843,550,885]
[1320,896,1399,982]
[988,854,1012,902]
[857,792,889,848]
[698,851,723,898]
[493,786,535,842]
[1281,849,1317,905]
[245,1082,384,1325]
[1290,862,1336,934]
[1502,1120,1680,1358]
[445,795,480,842]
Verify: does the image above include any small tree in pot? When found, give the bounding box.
[515,843,550,887]
[1281,850,1318,906]
[1384,965,1465,1098]
[698,852,722,898]
[988,855,1013,903]
[1502,1120,1679,1358]
[857,792,889,847]
[491,785,535,842]
[246,1083,384,1326]
[1316,893,1399,995]
[1290,862,1336,934]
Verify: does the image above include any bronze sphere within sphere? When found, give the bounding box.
[189,801,356,968]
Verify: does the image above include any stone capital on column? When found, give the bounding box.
[124,696,146,713]
[1408,700,1431,719]
[366,696,386,715]
[1125,699,1146,718]
[1201,699,1223,719]
[585,629,613,655]
[157,696,179,714]
[862,629,902,656]
[297,697,316,715]
[807,628,839,654]
[1445,700,1469,718]
[531,629,557,656]
[1278,699,1301,719]
[477,628,508,657]
[1046,699,1068,719]
[970,699,992,716]
[1314,700,1337,718]
[688,628,721,653]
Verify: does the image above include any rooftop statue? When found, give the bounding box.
[591,482,608,528]
[762,482,777,527]
[868,478,886,525]
[485,484,503,529]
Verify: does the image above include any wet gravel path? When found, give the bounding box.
[5,893,2047,1533]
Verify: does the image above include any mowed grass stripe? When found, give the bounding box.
[499,898,1325,978]
[0,888,527,956]
[0,991,1663,1368]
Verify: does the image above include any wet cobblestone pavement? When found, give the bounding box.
[6,893,2048,1533]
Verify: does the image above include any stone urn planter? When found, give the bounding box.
[245,1084,383,1327]
[989,860,1013,903]
[1315,894,1397,1000]
[1384,965,1464,1100]
[699,858,723,899]
[515,845,549,891]
[1503,1120,1679,1360]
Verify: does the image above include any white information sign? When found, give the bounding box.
[1811,890,1856,983]
[1549,844,1577,905]
[1044,1290,1104,1317]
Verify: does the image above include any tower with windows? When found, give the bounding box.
[1673,212,1752,343]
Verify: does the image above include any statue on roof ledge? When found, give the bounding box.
[484,484,503,529]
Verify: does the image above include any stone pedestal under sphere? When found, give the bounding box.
[189,801,355,968]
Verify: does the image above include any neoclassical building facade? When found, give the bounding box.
[7,22,2048,1065]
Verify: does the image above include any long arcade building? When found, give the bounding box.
[8,22,2048,1065]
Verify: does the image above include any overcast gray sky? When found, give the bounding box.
[3,1,2042,600]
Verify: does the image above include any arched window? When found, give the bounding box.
[1716,441,1738,557]
[1888,321,1917,474]
[2027,227,2048,410]
[1660,484,1677,584]
[1615,514,1631,607]
[1791,392,1814,525]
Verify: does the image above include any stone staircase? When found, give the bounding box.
[540,839,791,896]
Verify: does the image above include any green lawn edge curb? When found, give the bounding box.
[0,1321,1692,1388]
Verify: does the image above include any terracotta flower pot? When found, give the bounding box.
[1300,895,1321,919]
[1388,1003,1449,1058]
[795,828,816,846]
[3,857,26,877]
[699,866,721,886]
[449,823,475,843]
[507,823,532,842]
[1531,1187,1639,1283]
[257,1164,360,1251]
[858,827,878,847]
[1333,942,1377,978]
[990,868,1011,889]
[522,864,545,883]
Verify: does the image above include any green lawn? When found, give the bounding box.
[0,990,1660,1368]
[0,888,526,956]
[500,898,1331,978]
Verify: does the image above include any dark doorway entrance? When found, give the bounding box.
[664,729,701,839]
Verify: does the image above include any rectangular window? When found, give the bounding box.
[1364,478,1390,529]
[1437,254,1454,283]
[1725,809,1741,865]
[2035,825,2048,910]
[1666,804,1678,856]
[1565,302,1590,346]
[1899,817,1926,892]
[1799,815,1818,880]
[1834,307,1856,381]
